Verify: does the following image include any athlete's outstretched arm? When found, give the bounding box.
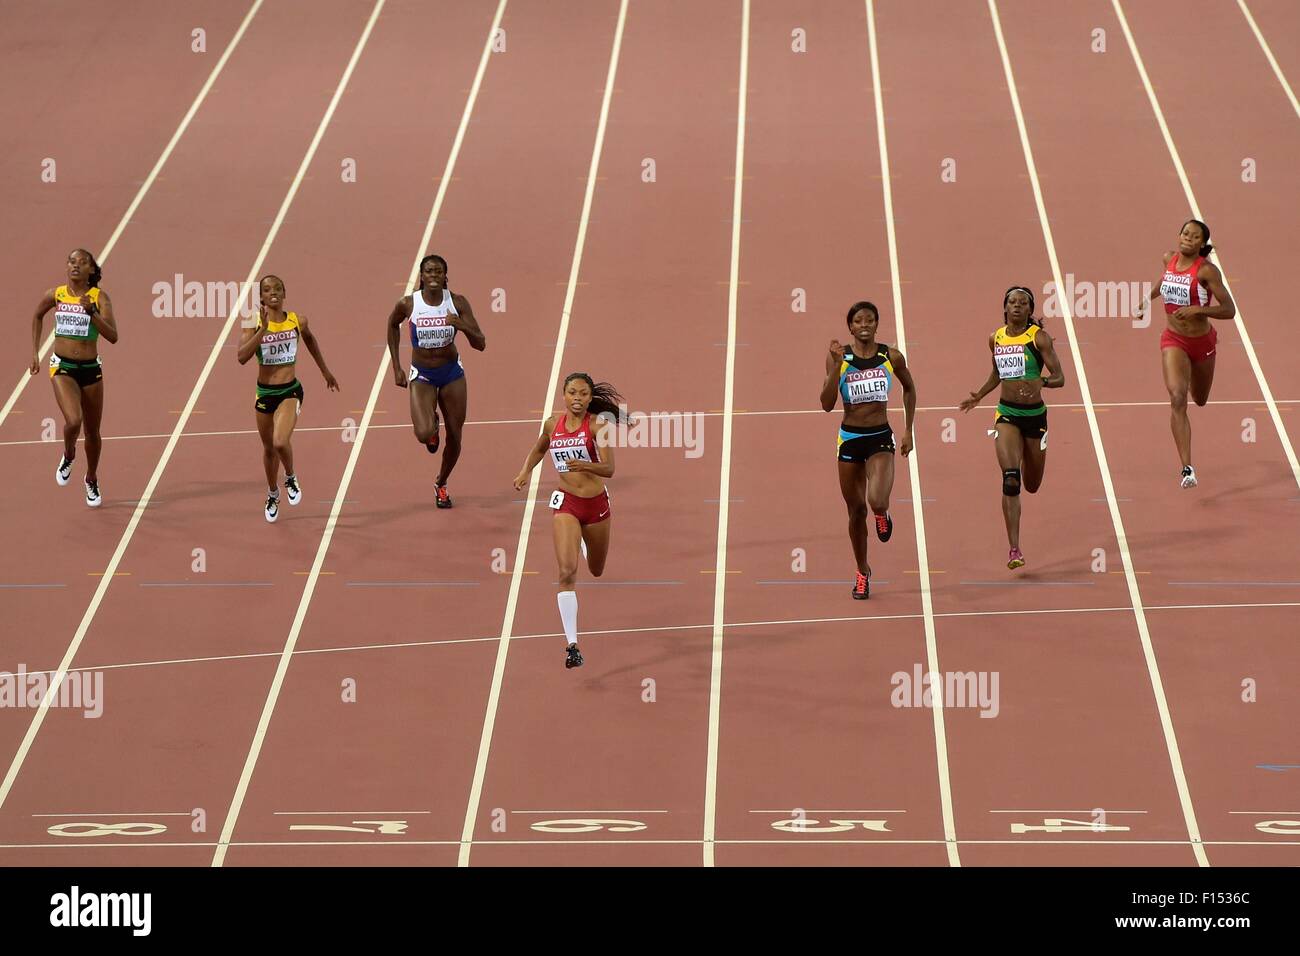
[386,297,411,387]
[1180,262,1235,322]
[513,415,556,490]
[297,315,339,391]
[820,339,845,412]
[450,294,486,351]
[958,334,1000,412]
[567,420,616,479]
[890,347,916,457]
[1036,331,1066,389]
[86,291,118,345]
[28,289,56,374]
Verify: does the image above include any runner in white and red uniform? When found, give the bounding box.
[1136,219,1236,488]
[513,372,624,670]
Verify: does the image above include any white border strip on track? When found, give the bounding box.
[4,397,1299,449]
[1112,0,1300,491]
[700,0,749,870]
[865,0,960,868]
[0,0,386,813]
[209,0,509,868]
[14,598,1300,679]
[987,0,1208,866]
[1236,0,1300,120]
[0,0,265,430]
[455,0,630,869]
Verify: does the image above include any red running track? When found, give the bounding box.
[1,0,1297,867]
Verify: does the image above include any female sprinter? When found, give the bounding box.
[29,248,118,507]
[1135,219,1235,488]
[959,287,1065,570]
[236,274,339,522]
[820,300,916,600]
[512,373,624,669]
[386,254,486,508]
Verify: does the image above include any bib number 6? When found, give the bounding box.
[548,490,565,510]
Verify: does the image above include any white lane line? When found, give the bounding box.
[701,0,749,870]
[749,809,907,814]
[5,397,1297,448]
[509,810,669,814]
[0,0,265,430]
[31,812,192,817]
[1237,0,1300,120]
[988,809,1147,814]
[867,0,960,868]
[210,0,507,869]
[0,1,385,818]
[27,599,1300,679]
[989,0,1208,867]
[457,0,630,869]
[270,811,432,816]
[1112,0,1300,491]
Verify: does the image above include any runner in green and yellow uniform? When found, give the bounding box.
[236,274,339,523]
[959,287,1065,570]
[29,249,119,507]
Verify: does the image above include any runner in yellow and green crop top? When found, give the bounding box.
[28,249,119,507]
[959,287,1065,570]
[236,274,339,523]
[820,300,917,601]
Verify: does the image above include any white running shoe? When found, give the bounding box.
[1180,465,1197,489]
[284,474,302,506]
[56,455,73,486]
[265,491,280,523]
[84,478,102,507]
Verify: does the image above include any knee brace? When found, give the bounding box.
[1002,468,1021,497]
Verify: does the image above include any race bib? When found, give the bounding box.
[412,316,455,350]
[549,439,592,473]
[259,329,298,365]
[994,344,1026,380]
[54,306,91,338]
[843,367,890,404]
[549,490,565,510]
[1160,272,1191,307]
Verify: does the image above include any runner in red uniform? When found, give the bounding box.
[1136,219,1236,488]
[513,373,624,669]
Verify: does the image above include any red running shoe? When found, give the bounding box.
[852,571,870,600]
[874,511,893,542]
[434,482,452,509]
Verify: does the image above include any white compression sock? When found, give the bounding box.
[557,590,578,646]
